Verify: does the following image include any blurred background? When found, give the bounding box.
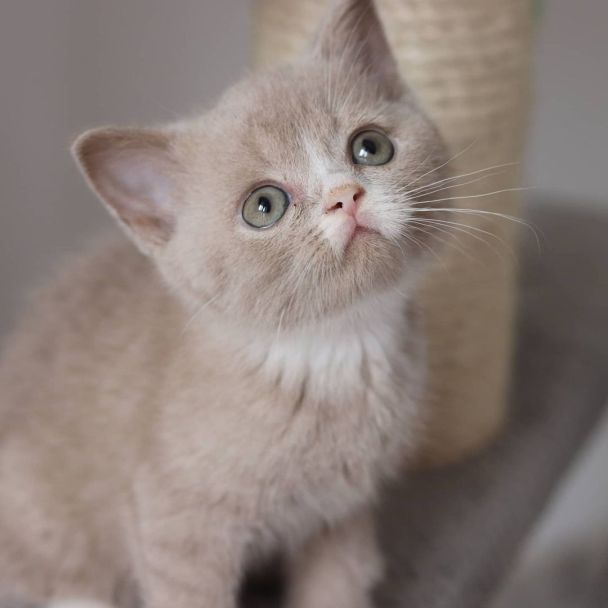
[0,0,606,604]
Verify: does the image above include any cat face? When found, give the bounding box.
[73,0,447,329]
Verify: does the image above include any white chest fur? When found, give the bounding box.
[220,290,425,545]
[250,289,419,401]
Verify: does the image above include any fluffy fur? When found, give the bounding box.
[0,1,447,606]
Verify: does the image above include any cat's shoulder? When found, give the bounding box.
[1,233,172,359]
[30,232,160,315]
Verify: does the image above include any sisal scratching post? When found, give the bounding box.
[254,0,531,465]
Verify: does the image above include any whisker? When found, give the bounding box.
[403,139,478,191]
[411,217,514,249]
[410,224,468,264]
[400,228,447,269]
[409,186,532,207]
[406,171,505,201]
[411,205,542,251]
[407,220,480,262]
[271,306,288,352]
[181,293,221,335]
[403,161,519,198]
[409,218,515,261]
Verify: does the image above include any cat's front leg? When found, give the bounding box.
[131,473,246,608]
[134,514,244,608]
[286,507,384,608]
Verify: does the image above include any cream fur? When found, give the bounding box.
[0,1,447,606]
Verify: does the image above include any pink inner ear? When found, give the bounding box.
[103,151,175,218]
[75,129,178,247]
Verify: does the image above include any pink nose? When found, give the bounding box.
[324,183,364,216]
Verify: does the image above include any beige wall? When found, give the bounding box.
[526,0,608,205]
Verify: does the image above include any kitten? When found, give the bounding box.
[0,0,447,606]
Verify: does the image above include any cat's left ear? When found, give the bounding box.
[72,128,179,254]
[311,0,403,98]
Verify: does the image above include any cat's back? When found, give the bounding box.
[0,233,180,434]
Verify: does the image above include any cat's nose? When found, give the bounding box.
[323,183,364,216]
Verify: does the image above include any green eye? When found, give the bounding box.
[242,185,290,229]
[351,130,394,166]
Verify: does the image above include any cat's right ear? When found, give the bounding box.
[72,128,179,254]
[310,0,402,99]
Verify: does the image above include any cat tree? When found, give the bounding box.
[254,0,531,465]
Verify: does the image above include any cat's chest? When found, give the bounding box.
[251,308,410,407]
[195,298,423,529]
[247,323,421,515]
[247,370,417,546]
[281,385,408,482]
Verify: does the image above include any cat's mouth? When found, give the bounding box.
[353,225,376,237]
[347,224,380,249]
[320,202,390,259]
[346,219,382,246]
[340,222,391,264]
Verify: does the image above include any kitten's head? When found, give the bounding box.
[73,0,447,329]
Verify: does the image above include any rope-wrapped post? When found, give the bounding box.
[254,0,531,465]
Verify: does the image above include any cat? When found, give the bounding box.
[0,0,448,606]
